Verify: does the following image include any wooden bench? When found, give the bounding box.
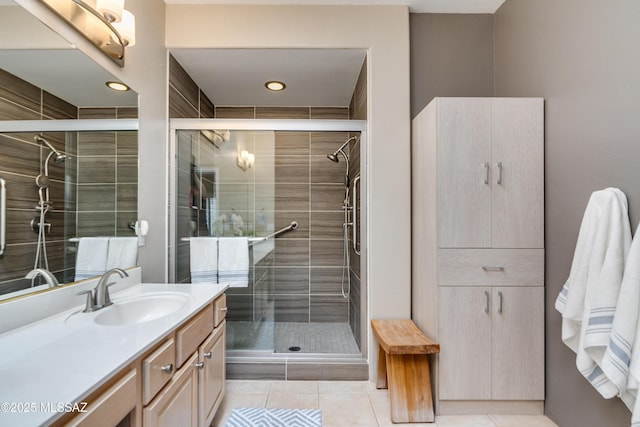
[371,319,440,423]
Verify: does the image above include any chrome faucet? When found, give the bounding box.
[25,268,59,288]
[78,268,129,312]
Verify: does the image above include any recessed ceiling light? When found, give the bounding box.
[265,80,286,91]
[106,81,130,92]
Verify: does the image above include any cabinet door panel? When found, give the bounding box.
[491,99,544,249]
[198,322,226,427]
[437,98,492,248]
[144,353,198,427]
[439,287,492,400]
[492,287,544,400]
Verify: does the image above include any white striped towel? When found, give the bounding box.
[555,188,632,398]
[106,237,138,270]
[189,237,219,284]
[75,237,109,281]
[218,237,249,288]
[601,221,640,413]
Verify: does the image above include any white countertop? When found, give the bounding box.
[0,282,227,427]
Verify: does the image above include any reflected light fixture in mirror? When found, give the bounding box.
[38,0,135,67]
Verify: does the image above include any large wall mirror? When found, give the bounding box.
[0,0,139,301]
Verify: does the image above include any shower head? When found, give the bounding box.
[34,135,66,162]
[326,135,358,163]
[327,153,340,163]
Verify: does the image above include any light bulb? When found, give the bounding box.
[113,9,135,46]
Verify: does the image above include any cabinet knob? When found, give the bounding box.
[204,351,212,359]
[195,362,205,369]
[220,307,228,312]
[160,364,173,374]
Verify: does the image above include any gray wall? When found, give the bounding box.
[494,1,640,426]
[410,14,494,118]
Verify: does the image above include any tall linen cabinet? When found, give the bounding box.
[411,97,544,415]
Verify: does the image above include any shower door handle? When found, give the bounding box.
[0,177,5,257]
[352,175,361,255]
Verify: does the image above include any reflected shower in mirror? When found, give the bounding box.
[0,1,139,301]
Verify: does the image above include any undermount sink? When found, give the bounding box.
[94,293,190,326]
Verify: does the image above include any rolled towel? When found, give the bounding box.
[218,237,249,288]
[190,237,219,284]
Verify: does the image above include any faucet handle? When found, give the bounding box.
[77,290,95,312]
[103,282,118,307]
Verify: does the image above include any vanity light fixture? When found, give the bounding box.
[237,150,255,171]
[39,0,136,67]
[265,81,286,91]
[106,81,130,92]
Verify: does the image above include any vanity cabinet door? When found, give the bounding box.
[143,353,198,427]
[198,321,226,427]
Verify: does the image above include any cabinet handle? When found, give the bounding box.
[160,364,173,374]
[483,162,490,184]
[498,290,503,314]
[220,307,228,312]
[204,351,212,359]
[482,266,504,272]
[484,291,490,314]
[496,162,503,184]
[195,362,205,369]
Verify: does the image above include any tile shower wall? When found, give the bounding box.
[75,108,138,240]
[0,68,76,293]
[0,68,138,294]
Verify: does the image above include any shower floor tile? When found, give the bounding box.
[227,321,360,354]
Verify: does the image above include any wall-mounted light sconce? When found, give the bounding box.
[237,150,255,172]
[39,0,136,67]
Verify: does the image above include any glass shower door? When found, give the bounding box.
[174,129,276,352]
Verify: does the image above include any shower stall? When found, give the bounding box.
[169,119,368,380]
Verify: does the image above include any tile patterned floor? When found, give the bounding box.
[212,380,559,427]
[227,321,360,354]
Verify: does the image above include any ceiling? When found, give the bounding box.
[164,0,507,14]
[171,49,367,107]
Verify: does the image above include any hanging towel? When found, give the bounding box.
[218,237,249,288]
[555,187,632,398]
[189,237,219,284]
[75,237,109,281]
[106,237,138,271]
[600,221,640,413]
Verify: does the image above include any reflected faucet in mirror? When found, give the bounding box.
[24,268,59,288]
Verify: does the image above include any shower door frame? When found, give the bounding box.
[169,118,368,361]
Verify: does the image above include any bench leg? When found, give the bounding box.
[386,353,434,423]
[376,345,388,389]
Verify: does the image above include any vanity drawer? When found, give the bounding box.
[143,338,176,405]
[438,249,544,286]
[66,368,137,427]
[176,304,214,368]
[213,294,227,327]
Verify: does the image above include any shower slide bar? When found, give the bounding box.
[0,177,5,257]
[180,221,299,245]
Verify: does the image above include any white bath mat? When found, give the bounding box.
[225,407,322,427]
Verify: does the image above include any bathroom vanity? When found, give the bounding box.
[0,272,227,427]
